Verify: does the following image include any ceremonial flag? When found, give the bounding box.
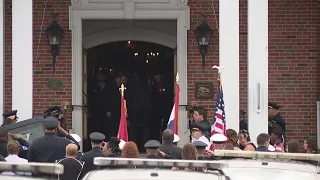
[210,76,226,149]
[167,74,180,134]
[117,84,128,142]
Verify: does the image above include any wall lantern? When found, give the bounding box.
[195,14,213,71]
[46,13,64,72]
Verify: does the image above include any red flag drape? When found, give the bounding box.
[117,97,128,142]
[174,83,180,135]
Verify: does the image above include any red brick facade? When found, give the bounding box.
[4,0,320,141]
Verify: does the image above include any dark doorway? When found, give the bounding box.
[83,41,175,152]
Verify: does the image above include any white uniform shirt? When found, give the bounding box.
[2,155,28,176]
[192,136,210,150]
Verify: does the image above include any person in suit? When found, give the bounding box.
[255,133,270,152]
[192,141,207,160]
[27,117,75,163]
[144,140,162,159]
[1,110,18,126]
[56,144,84,180]
[80,132,105,178]
[158,129,182,159]
[192,106,211,140]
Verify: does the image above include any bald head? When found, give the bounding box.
[66,143,78,157]
[162,129,174,143]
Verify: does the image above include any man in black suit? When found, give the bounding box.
[80,132,105,178]
[255,133,270,152]
[158,129,182,159]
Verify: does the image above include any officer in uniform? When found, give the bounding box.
[27,117,75,163]
[210,133,227,150]
[1,110,18,126]
[144,140,162,159]
[80,132,105,178]
[192,141,207,160]
[268,102,286,143]
[0,126,29,158]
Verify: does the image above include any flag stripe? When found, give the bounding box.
[167,82,180,135]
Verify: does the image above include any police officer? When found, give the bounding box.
[1,110,18,126]
[144,140,162,159]
[268,102,286,142]
[192,141,207,160]
[0,126,29,159]
[27,117,75,163]
[80,132,105,178]
[191,122,210,148]
[210,133,227,150]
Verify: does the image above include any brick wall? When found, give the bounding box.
[188,0,320,142]
[3,0,320,142]
[4,0,72,126]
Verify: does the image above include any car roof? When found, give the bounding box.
[0,176,46,180]
[83,169,221,180]
[219,159,320,180]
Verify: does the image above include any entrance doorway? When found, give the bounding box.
[83,41,175,152]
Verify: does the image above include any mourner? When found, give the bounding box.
[1,110,18,126]
[56,144,84,180]
[0,126,29,158]
[80,132,105,178]
[268,102,286,142]
[27,117,75,163]
[144,140,162,159]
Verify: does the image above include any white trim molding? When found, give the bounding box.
[0,0,4,125]
[69,0,190,148]
[247,0,268,146]
[12,0,33,121]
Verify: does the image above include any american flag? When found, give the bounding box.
[210,77,226,149]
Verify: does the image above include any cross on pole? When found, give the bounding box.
[119,84,126,97]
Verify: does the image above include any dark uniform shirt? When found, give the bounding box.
[56,158,84,180]
[255,146,269,152]
[199,119,211,140]
[80,147,104,178]
[158,142,182,159]
[0,138,29,158]
[27,133,73,163]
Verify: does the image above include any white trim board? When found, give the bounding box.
[69,0,190,149]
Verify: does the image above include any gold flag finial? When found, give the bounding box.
[176,73,179,83]
[119,84,126,97]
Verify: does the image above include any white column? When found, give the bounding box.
[12,0,33,120]
[247,0,268,146]
[219,0,239,132]
[0,0,4,125]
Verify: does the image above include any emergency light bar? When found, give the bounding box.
[213,150,320,161]
[0,162,64,175]
[94,157,227,169]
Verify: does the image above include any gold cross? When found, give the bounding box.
[119,84,126,97]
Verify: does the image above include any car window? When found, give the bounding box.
[4,117,45,144]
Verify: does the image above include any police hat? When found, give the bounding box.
[89,132,105,143]
[43,117,59,130]
[193,141,208,149]
[210,133,227,143]
[2,110,18,119]
[144,140,161,149]
[268,102,281,110]
[192,122,207,132]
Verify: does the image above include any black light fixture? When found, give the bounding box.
[46,12,64,72]
[195,13,213,71]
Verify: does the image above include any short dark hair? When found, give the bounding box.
[194,106,207,119]
[287,140,300,153]
[162,129,174,142]
[257,133,270,146]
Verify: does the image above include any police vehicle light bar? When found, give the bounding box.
[0,162,64,175]
[94,157,227,170]
[213,150,320,161]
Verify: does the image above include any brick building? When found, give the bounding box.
[1,0,319,146]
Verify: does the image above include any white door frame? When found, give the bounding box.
[69,0,190,147]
